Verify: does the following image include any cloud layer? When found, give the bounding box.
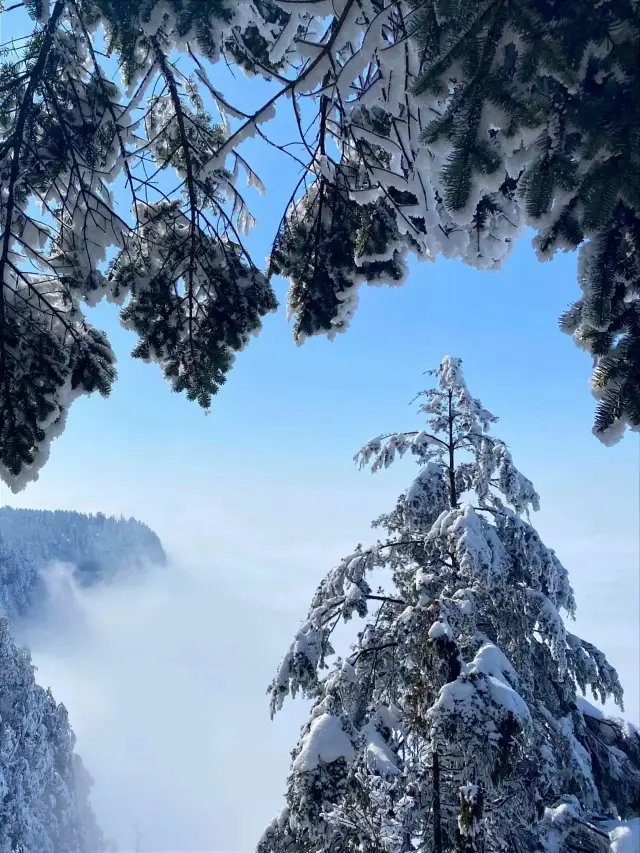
[16,558,310,853]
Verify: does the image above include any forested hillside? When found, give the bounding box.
[0,508,166,619]
[0,618,105,852]
[0,508,166,848]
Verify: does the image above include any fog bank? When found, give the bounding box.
[16,557,309,853]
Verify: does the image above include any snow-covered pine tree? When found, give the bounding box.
[0,617,104,852]
[1,1,639,490]
[259,356,640,853]
[0,532,39,619]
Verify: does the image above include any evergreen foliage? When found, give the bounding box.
[1,0,639,489]
[0,506,166,617]
[259,357,640,853]
[0,617,104,852]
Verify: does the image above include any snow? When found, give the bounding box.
[472,641,520,686]
[363,707,401,775]
[577,695,606,720]
[0,508,165,621]
[0,619,102,850]
[293,713,355,773]
[545,796,581,828]
[558,715,595,783]
[594,418,627,447]
[467,642,530,721]
[607,819,640,853]
[484,675,531,721]
[430,505,511,586]
[430,638,531,735]
[140,0,174,35]
[341,661,357,682]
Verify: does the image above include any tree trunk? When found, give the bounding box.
[433,749,443,853]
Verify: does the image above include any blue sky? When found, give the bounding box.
[1,10,639,852]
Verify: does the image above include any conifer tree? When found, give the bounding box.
[1,1,639,490]
[0,617,104,852]
[259,357,640,853]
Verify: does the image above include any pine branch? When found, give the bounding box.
[152,37,200,365]
[0,0,65,395]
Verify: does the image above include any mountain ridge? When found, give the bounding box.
[0,506,166,619]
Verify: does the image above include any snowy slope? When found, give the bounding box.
[0,507,166,618]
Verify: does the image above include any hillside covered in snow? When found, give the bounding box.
[0,507,166,619]
[0,619,105,852]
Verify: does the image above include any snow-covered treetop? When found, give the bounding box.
[261,356,635,853]
[356,355,540,517]
[1,0,639,489]
[269,356,579,711]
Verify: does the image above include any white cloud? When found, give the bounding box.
[16,557,310,853]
